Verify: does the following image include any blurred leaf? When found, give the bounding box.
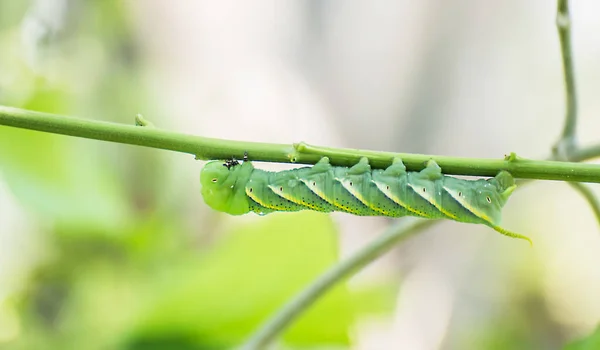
[0,3,29,30]
[0,87,132,233]
[564,325,600,350]
[128,212,393,349]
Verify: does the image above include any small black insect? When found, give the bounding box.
[223,159,240,169]
[223,152,249,169]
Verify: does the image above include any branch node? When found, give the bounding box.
[553,138,576,161]
[556,12,570,29]
[504,152,518,162]
[294,142,308,153]
[135,114,155,128]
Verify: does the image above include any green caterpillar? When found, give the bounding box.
[200,156,531,244]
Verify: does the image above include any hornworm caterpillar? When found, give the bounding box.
[200,156,531,244]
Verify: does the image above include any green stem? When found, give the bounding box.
[0,105,295,162]
[553,0,600,225]
[297,143,600,182]
[240,218,437,350]
[569,145,600,163]
[3,105,600,182]
[556,0,577,147]
[568,182,600,225]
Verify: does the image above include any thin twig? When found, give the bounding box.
[556,0,577,148]
[3,105,600,182]
[553,0,600,225]
[569,182,600,225]
[239,218,437,350]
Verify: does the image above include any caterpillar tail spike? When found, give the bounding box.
[200,157,530,245]
[490,225,533,246]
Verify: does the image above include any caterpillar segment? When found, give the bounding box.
[267,168,337,212]
[337,157,398,216]
[200,156,531,244]
[406,160,460,220]
[370,158,428,218]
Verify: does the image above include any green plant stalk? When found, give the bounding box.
[553,0,600,225]
[569,145,600,163]
[2,105,600,182]
[239,218,437,350]
[569,182,600,224]
[0,106,295,162]
[556,0,577,146]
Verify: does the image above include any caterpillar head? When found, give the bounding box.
[200,160,252,215]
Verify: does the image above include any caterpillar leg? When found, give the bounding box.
[348,157,371,174]
[382,157,407,176]
[310,157,333,172]
[490,225,533,246]
[492,171,517,201]
[419,160,443,180]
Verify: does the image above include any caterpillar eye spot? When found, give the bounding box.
[386,186,390,190]
[458,191,462,197]
[211,178,218,183]
[249,188,253,193]
[279,187,283,191]
[349,182,353,186]
[312,182,316,186]
[422,188,426,193]
[486,196,492,203]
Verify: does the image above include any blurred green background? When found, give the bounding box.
[1,1,600,349]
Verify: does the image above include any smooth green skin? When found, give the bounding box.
[200,157,530,244]
[200,160,254,215]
